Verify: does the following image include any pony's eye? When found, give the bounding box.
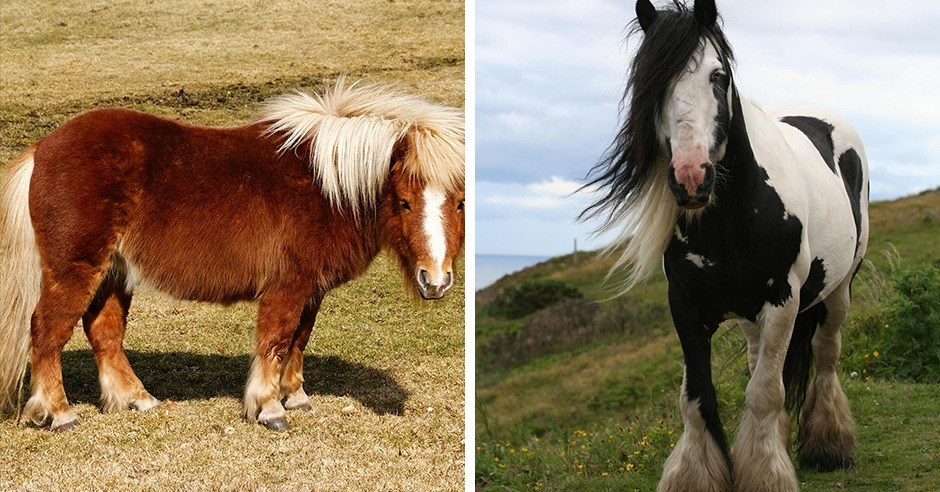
[457,200,464,211]
[400,199,411,211]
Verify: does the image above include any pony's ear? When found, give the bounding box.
[694,0,718,28]
[390,131,412,171]
[636,0,658,32]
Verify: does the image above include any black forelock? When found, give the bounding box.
[580,1,734,225]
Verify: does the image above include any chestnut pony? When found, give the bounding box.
[0,79,465,431]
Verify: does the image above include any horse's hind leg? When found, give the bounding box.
[82,270,159,413]
[798,279,856,471]
[739,319,760,374]
[279,295,323,412]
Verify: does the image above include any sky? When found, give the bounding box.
[475,0,940,257]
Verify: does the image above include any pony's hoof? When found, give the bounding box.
[261,417,290,431]
[131,398,162,412]
[51,419,79,432]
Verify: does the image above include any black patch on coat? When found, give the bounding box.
[838,148,864,254]
[711,70,731,155]
[780,116,836,173]
[799,257,827,312]
[785,301,825,419]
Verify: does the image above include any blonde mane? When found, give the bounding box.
[592,160,679,294]
[256,78,465,215]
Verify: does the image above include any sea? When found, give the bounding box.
[476,254,551,291]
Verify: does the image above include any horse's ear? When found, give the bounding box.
[694,0,718,28]
[636,0,658,32]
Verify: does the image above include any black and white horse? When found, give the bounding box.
[582,1,869,490]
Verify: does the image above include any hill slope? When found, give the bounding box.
[476,188,940,491]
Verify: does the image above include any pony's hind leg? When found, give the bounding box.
[82,271,159,413]
[798,280,856,471]
[279,296,323,412]
[244,287,311,431]
[24,273,103,430]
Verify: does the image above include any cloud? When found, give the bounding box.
[481,176,584,211]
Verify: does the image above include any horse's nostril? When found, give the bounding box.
[418,269,429,288]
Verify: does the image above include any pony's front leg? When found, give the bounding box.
[658,285,731,492]
[279,295,323,412]
[731,300,800,491]
[244,288,310,431]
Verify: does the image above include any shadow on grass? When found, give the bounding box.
[55,350,408,415]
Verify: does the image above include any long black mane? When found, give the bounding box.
[580,1,735,226]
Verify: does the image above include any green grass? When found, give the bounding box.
[476,189,940,490]
[476,380,940,491]
[0,0,465,490]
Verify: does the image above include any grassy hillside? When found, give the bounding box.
[0,1,465,490]
[476,188,940,490]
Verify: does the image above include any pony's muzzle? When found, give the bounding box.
[417,268,453,300]
[668,162,715,209]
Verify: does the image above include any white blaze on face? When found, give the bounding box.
[422,186,448,284]
[661,40,725,196]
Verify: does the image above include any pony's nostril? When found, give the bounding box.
[418,269,429,288]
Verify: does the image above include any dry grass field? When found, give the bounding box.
[0,1,465,490]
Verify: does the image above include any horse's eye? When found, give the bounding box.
[457,200,464,211]
[400,199,411,211]
[710,70,724,84]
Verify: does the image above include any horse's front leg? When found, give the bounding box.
[244,287,311,431]
[658,284,731,492]
[731,298,800,491]
[279,294,323,412]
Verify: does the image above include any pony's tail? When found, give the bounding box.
[783,303,821,419]
[0,147,42,417]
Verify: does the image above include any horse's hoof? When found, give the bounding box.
[261,417,290,431]
[51,419,79,432]
[799,450,855,471]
